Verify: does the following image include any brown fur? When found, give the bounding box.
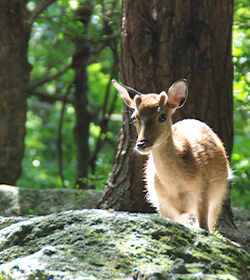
[113,79,229,231]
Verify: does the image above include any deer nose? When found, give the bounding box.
[136,140,148,151]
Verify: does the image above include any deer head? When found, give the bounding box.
[112,79,188,155]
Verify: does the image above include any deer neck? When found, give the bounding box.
[151,131,183,183]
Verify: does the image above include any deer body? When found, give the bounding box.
[113,79,229,231]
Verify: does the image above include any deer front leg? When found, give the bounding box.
[197,191,209,230]
[207,180,229,231]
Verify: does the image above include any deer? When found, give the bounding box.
[112,79,230,232]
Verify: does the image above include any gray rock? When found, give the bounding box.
[0,185,103,216]
[232,206,250,233]
[0,209,249,279]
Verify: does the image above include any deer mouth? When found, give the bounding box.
[135,140,152,155]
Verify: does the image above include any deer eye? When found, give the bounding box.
[130,117,137,124]
[159,114,167,122]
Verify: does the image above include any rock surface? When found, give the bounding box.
[0,209,249,280]
[0,185,102,216]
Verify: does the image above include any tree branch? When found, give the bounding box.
[57,84,73,188]
[28,0,57,24]
[28,64,72,91]
[27,89,74,104]
[88,51,119,174]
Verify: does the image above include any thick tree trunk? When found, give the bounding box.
[0,1,31,184]
[98,0,235,228]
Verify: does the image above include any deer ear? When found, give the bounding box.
[112,80,141,109]
[167,79,188,109]
[134,95,142,108]
[159,91,168,108]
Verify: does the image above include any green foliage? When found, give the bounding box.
[231,1,250,209]
[19,100,77,189]
[18,0,121,189]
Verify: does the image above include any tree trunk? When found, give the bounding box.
[73,6,93,188]
[0,1,31,184]
[98,0,236,229]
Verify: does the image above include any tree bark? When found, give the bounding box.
[0,1,31,184]
[98,0,236,229]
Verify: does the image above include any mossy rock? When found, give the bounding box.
[0,209,249,279]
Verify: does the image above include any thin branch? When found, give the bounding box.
[28,0,57,24]
[28,64,72,91]
[101,47,119,119]
[57,84,73,188]
[88,53,119,173]
[34,15,120,42]
[27,89,74,104]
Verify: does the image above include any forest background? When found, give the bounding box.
[14,0,249,209]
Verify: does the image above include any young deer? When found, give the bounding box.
[113,79,230,231]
